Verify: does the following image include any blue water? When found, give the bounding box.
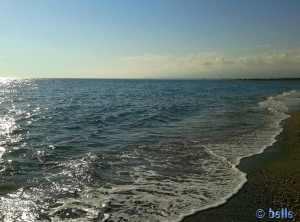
[0,78,300,221]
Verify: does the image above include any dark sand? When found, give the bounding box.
[182,111,300,222]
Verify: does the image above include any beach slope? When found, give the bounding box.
[182,111,300,222]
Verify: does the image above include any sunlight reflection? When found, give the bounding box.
[0,115,16,135]
[0,77,15,85]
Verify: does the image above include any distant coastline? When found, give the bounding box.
[237,77,300,81]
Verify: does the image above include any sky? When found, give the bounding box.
[0,0,300,79]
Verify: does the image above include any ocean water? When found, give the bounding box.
[0,78,300,222]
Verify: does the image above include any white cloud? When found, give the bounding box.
[120,49,300,79]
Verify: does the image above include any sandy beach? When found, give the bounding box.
[182,111,300,222]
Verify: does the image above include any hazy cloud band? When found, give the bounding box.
[122,49,300,79]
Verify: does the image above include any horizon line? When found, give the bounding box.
[0,77,300,81]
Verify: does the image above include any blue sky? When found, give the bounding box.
[0,0,300,78]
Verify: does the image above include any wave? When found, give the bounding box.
[0,89,299,222]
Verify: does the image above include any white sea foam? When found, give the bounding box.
[42,142,246,222]
[0,146,5,159]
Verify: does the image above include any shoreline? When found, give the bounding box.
[182,111,300,222]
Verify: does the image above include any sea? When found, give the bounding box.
[0,78,300,222]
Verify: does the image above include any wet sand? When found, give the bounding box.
[182,111,300,222]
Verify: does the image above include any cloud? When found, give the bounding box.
[256,44,271,48]
[121,49,300,78]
